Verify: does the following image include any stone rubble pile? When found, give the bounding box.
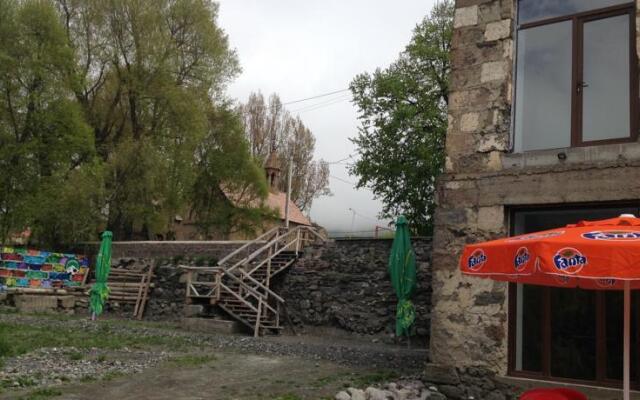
[335,380,447,400]
[0,346,170,388]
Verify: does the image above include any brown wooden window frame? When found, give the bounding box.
[516,2,639,149]
[507,204,640,389]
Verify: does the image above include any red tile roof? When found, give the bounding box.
[265,191,311,226]
[220,185,311,226]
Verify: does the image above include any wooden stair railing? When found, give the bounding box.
[181,226,326,336]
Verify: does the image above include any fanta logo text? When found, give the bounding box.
[467,250,487,271]
[583,231,640,241]
[514,247,530,271]
[553,248,587,274]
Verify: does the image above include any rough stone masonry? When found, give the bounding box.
[430,0,640,375]
[277,238,432,342]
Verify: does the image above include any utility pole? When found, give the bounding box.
[348,208,356,238]
[285,160,292,229]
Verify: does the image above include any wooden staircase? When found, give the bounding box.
[181,226,325,336]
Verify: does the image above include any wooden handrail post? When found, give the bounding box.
[276,301,281,329]
[215,270,221,301]
[295,229,301,255]
[185,270,192,304]
[266,246,272,298]
[254,297,263,337]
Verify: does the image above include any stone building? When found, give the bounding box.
[431,0,640,393]
[172,150,311,240]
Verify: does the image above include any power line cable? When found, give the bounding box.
[329,174,357,186]
[351,209,384,223]
[290,95,351,114]
[326,154,355,165]
[282,89,350,106]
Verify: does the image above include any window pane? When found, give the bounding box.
[516,284,543,372]
[515,22,572,152]
[605,291,639,381]
[582,15,630,142]
[550,288,596,380]
[519,0,630,25]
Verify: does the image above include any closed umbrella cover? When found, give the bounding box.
[89,231,112,318]
[389,216,417,337]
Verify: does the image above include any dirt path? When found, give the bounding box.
[0,315,424,400]
[6,351,381,400]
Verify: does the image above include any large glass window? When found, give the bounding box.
[519,0,630,24]
[582,15,630,141]
[514,1,637,152]
[510,205,640,387]
[515,22,573,151]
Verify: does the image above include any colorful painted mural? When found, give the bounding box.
[0,247,89,290]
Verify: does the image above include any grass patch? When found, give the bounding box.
[313,374,343,388]
[0,321,192,361]
[1,376,37,389]
[18,388,62,400]
[347,370,400,387]
[271,395,303,400]
[102,371,125,381]
[79,375,96,383]
[65,351,83,361]
[168,354,216,367]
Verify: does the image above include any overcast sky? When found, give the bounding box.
[217,0,436,235]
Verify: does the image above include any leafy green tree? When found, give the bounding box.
[349,1,453,235]
[57,0,242,239]
[0,0,98,247]
[191,104,276,239]
[0,0,271,245]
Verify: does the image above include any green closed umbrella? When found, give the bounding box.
[388,216,417,338]
[89,231,113,320]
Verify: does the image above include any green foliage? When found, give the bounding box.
[19,388,63,400]
[57,0,243,239]
[0,0,99,247]
[190,104,274,238]
[0,0,268,244]
[0,321,191,360]
[349,1,454,235]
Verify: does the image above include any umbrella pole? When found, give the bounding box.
[624,280,631,400]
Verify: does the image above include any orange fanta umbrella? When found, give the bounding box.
[460,214,640,400]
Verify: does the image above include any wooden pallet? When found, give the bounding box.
[86,266,155,320]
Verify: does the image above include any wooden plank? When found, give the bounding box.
[7,288,68,295]
[136,264,154,320]
[107,282,155,288]
[133,272,145,317]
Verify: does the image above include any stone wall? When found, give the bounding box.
[92,239,435,336]
[277,238,432,343]
[431,0,640,374]
[89,240,255,259]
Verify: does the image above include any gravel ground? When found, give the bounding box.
[0,314,427,396]
[0,347,170,389]
[0,314,427,371]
